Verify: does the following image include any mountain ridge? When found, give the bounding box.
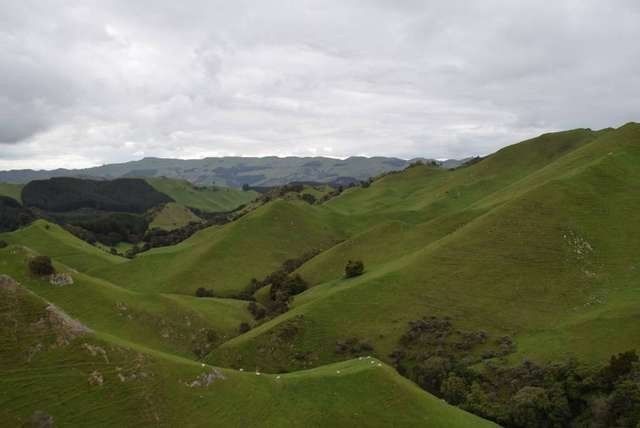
[0,155,469,187]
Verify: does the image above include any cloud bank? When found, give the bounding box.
[1,0,639,169]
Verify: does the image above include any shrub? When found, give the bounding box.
[0,239,7,248]
[247,301,266,320]
[238,322,251,333]
[345,260,364,278]
[301,193,316,204]
[28,255,55,276]
[335,337,373,356]
[195,287,215,298]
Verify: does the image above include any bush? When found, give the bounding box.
[0,239,7,248]
[238,322,251,333]
[195,287,215,298]
[335,337,373,356]
[345,260,364,278]
[301,193,316,204]
[247,301,266,320]
[28,255,55,276]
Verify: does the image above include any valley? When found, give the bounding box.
[2,123,640,426]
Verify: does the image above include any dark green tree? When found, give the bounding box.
[345,260,364,278]
[510,386,551,428]
[28,255,55,276]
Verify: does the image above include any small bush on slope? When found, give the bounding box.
[344,260,364,278]
[28,255,55,276]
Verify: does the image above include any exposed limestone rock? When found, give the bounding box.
[49,273,74,286]
[39,304,92,347]
[185,369,226,388]
[25,410,55,428]
[0,274,19,291]
[82,343,109,363]
[88,370,104,386]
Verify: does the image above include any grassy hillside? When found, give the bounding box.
[0,273,490,427]
[3,124,639,425]
[0,244,251,358]
[146,177,257,212]
[211,124,640,372]
[0,182,23,202]
[93,200,346,296]
[149,202,203,231]
[1,220,126,272]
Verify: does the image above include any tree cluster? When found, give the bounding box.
[22,177,171,213]
[235,249,320,301]
[0,196,35,232]
[392,315,640,427]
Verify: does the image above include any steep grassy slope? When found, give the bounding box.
[0,182,23,202]
[211,124,640,371]
[1,220,126,272]
[297,128,609,286]
[0,275,491,427]
[149,202,202,231]
[146,177,257,212]
[94,200,346,296]
[0,244,251,358]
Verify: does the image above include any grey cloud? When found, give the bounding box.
[0,0,639,168]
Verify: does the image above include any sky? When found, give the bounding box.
[1,0,639,170]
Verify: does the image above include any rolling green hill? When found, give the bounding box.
[2,123,640,426]
[148,202,203,231]
[0,271,490,427]
[93,200,346,296]
[146,177,258,212]
[210,124,640,371]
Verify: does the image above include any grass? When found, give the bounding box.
[211,124,640,371]
[148,202,202,231]
[0,182,23,202]
[1,220,126,272]
[0,245,252,358]
[93,200,346,296]
[146,177,257,212]
[3,123,640,425]
[0,273,490,427]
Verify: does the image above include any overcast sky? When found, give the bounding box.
[1,0,639,170]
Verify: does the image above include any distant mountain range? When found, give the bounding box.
[0,156,468,187]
